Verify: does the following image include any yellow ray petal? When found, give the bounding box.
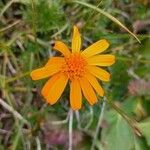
[30,62,62,80]
[42,73,68,105]
[70,79,82,110]
[72,26,81,53]
[87,66,110,82]
[87,54,115,66]
[41,73,60,98]
[79,77,97,105]
[81,39,109,58]
[45,57,65,67]
[85,72,104,96]
[53,41,71,56]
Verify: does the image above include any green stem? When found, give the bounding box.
[69,109,73,150]
[91,100,106,150]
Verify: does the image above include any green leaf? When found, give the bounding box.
[111,60,130,100]
[138,119,150,147]
[102,111,150,150]
[102,111,134,150]
[134,136,149,150]
[122,96,138,116]
[139,39,150,60]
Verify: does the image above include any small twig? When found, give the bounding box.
[0,129,12,134]
[69,109,73,150]
[7,59,16,75]
[75,1,141,43]
[0,113,11,120]
[75,110,81,129]
[7,32,23,46]
[128,68,140,80]
[85,106,94,130]
[36,137,41,150]
[76,106,93,130]
[51,114,69,125]
[6,71,30,83]
[117,56,150,64]
[51,23,69,38]
[27,34,50,48]
[84,0,103,28]
[26,140,31,150]
[91,99,106,150]
[0,98,30,126]
[0,20,21,33]
[16,40,25,52]
[0,0,17,18]
[31,0,38,50]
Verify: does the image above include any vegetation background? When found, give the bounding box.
[0,0,150,149]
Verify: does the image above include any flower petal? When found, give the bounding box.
[87,66,110,82]
[85,72,104,96]
[87,54,115,66]
[45,57,65,67]
[53,41,71,56]
[81,39,109,58]
[42,73,68,105]
[30,64,61,80]
[41,73,60,98]
[70,79,82,110]
[79,77,97,105]
[72,26,81,53]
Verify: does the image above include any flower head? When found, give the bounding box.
[30,26,115,110]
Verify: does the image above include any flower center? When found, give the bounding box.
[61,53,87,80]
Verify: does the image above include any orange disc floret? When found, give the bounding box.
[61,53,87,80]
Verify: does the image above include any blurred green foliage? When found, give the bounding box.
[24,0,66,33]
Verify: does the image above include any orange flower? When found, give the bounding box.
[30,26,115,110]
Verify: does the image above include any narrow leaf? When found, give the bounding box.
[75,1,141,43]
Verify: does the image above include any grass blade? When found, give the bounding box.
[74,1,141,43]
